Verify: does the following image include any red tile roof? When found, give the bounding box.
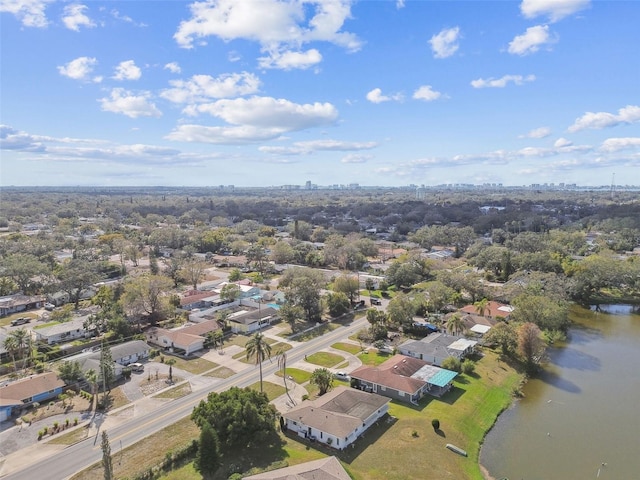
[350,354,429,395]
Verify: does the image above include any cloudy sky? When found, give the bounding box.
[1,0,639,187]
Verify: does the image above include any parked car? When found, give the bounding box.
[10,317,30,326]
[334,371,350,381]
[44,303,56,311]
[370,298,382,306]
[129,363,144,372]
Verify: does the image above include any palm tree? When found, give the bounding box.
[3,335,19,374]
[5,329,31,375]
[310,368,334,396]
[276,348,294,405]
[166,358,176,383]
[474,298,489,317]
[446,313,464,336]
[245,332,272,393]
[85,369,98,411]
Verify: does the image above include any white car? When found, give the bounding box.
[334,371,350,381]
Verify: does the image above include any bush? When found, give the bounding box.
[431,419,440,430]
[441,356,461,372]
[411,430,419,438]
[461,359,476,375]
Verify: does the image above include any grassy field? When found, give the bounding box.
[76,349,522,480]
[246,381,286,401]
[275,367,312,384]
[331,342,363,355]
[356,349,393,366]
[305,351,344,368]
[205,366,236,379]
[153,383,192,400]
[160,356,219,375]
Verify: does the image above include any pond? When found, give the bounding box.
[481,304,640,479]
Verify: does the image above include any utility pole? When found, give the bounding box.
[610,172,615,200]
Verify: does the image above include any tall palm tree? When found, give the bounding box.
[446,313,464,336]
[5,329,31,374]
[3,335,19,374]
[245,332,272,393]
[85,369,98,411]
[276,348,294,405]
[474,298,489,317]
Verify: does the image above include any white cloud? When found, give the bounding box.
[471,74,536,89]
[342,153,372,163]
[110,8,146,27]
[568,105,640,132]
[0,0,52,28]
[173,0,361,69]
[164,62,181,74]
[166,124,285,144]
[62,4,95,31]
[508,25,554,56]
[113,60,142,81]
[185,96,338,129]
[260,139,376,155]
[258,49,322,70]
[429,26,460,59]
[554,137,573,147]
[57,56,99,81]
[396,0,405,9]
[161,72,261,104]
[521,127,551,139]
[600,137,640,152]
[366,88,403,104]
[521,0,590,22]
[413,85,442,102]
[99,88,161,118]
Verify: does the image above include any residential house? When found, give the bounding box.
[243,456,350,480]
[0,372,65,421]
[109,340,152,366]
[33,318,90,345]
[350,355,457,403]
[227,307,278,334]
[145,320,221,355]
[459,301,514,322]
[283,386,390,450]
[180,290,220,311]
[0,294,46,317]
[398,333,477,366]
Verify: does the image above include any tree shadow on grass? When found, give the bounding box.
[434,428,446,438]
[435,387,465,406]
[219,430,288,478]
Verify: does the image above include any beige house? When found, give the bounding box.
[243,456,350,480]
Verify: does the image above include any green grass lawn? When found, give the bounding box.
[357,350,392,366]
[331,342,362,355]
[305,351,344,368]
[153,383,192,400]
[275,367,312,384]
[161,356,219,375]
[246,381,286,401]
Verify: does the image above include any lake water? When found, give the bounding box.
[481,304,640,480]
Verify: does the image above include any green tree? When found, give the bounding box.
[101,431,114,480]
[325,291,350,317]
[56,258,100,309]
[441,356,461,372]
[512,294,570,332]
[474,298,489,317]
[1,253,48,294]
[85,368,98,410]
[3,328,32,373]
[99,342,115,404]
[278,303,304,332]
[445,313,464,336]
[386,293,415,328]
[58,361,83,386]
[270,241,295,264]
[276,348,294,405]
[182,258,207,290]
[365,278,375,295]
[191,387,277,449]
[279,267,325,323]
[483,322,518,356]
[220,283,241,303]
[195,422,221,479]
[166,358,176,383]
[310,367,334,396]
[333,275,360,304]
[245,332,272,393]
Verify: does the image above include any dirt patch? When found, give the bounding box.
[139,375,183,396]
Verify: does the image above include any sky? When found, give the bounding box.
[1,0,639,188]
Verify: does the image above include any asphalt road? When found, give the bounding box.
[3,317,368,480]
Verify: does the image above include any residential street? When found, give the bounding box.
[0,316,368,480]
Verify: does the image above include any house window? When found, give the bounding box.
[380,386,386,391]
[398,391,405,397]
[320,432,323,439]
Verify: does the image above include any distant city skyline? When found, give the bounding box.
[1,0,639,187]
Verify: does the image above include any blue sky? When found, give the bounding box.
[1,0,639,188]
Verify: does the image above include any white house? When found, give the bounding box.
[33,318,89,345]
[227,307,278,334]
[283,386,390,450]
